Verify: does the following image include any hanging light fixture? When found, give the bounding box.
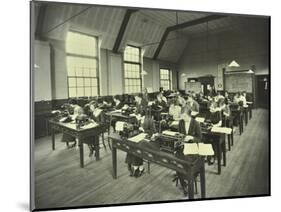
[181,73,186,77]
[228,60,240,67]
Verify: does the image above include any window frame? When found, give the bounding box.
[159,68,172,90]
[66,30,100,98]
[123,45,142,94]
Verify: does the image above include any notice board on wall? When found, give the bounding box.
[225,73,253,93]
[185,82,202,93]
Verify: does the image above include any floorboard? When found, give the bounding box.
[33,108,269,209]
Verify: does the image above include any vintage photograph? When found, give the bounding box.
[31,0,270,210]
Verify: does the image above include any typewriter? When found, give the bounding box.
[200,120,213,133]
[119,122,140,139]
[155,132,184,154]
[75,114,89,129]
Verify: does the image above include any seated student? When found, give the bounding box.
[142,87,149,102]
[240,91,247,106]
[111,95,124,131]
[134,93,148,115]
[176,92,186,107]
[61,99,83,148]
[112,95,123,109]
[215,91,224,102]
[178,106,202,141]
[84,101,104,157]
[126,108,155,177]
[233,92,242,104]
[206,99,222,127]
[186,94,200,113]
[224,90,231,103]
[169,99,182,120]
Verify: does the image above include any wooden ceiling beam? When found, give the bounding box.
[112,9,138,53]
[153,14,227,60]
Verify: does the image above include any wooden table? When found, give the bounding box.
[109,133,206,199]
[49,120,104,168]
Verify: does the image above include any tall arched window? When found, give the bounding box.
[123,45,142,93]
[66,31,99,98]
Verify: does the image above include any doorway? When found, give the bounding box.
[255,75,269,108]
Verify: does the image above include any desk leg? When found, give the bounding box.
[95,136,100,161]
[245,110,248,126]
[249,108,252,119]
[112,142,117,179]
[78,139,84,168]
[200,160,206,198]
[222,138,226,166]
[217,141,221,175]
[51,128,55,150]
[188,179,194,199]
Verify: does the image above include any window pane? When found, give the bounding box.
[84,78,91,86]
[66,31,97,57]
[91,78,97,87]
[77,78,84,87]
[69,88,76,98]
[68,78,76,87]
[85,87,91,96]
[91,87,98,96]
[77,87,84,97]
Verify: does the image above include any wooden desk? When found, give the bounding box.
[109,133,206,199]
[167,121,227,175]
[49,120,104,168]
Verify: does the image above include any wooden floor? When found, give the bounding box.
[34,108,269,209]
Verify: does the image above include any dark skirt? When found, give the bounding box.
[61,133,75,142]
[125,153,143,166]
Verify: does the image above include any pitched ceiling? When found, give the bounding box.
[35,2,268,63]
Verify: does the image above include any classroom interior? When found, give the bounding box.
[32,1,270,210]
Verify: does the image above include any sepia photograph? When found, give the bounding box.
[30,0,270,210]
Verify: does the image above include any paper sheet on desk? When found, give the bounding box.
[80,122,98,129]
[211,126,232,134]
[162,130,178,136]
[191,111,199,116]
[198,143,214,156]
[128,133,147,143]
[184,143,198,155]
[184,143,214,156]
[195,117,205,123]
[115,121,126,131]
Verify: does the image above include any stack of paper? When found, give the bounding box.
[191,111,199,116]
[211,126,232,134]
[160,112,168,115]
[162,130,178,136]
[80,122,98,129]
[128,133,147,143]
[115,121,126,131]
[183,143,214,156]
[195,117,205,123]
